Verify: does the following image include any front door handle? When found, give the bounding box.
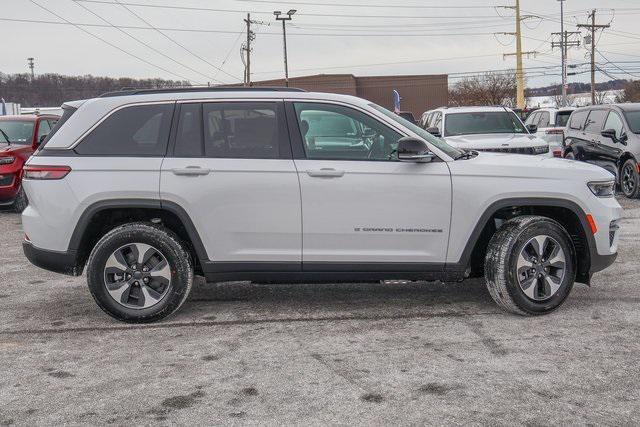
[172,166,211,176]
[306,168,345,178]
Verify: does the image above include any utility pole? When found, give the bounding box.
[27,57,35,81]
[243,14,253,86]
[577,9,610,105]
[498,0,538,109]
[274,10,296,87]
[551,1,580,107]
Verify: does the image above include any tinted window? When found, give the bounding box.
[583,109,608,134]
[444,112,526,136]
[555,111,572,127]
[603,112,625,139]
[538,111,550,128]
[0,121,35,145]
[569,110,588,130]
[295,102,402,161]
[203,102,281,159]
[622,110,640,134]
[174,103,203,157]
[37,119,51,142]
[76,104,174,156]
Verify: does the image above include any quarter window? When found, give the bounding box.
[294,102,402,161]
[538,111,550,128]
[76,104,174,156]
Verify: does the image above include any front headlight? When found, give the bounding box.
[588,180,615,198]
[0,157,15,165]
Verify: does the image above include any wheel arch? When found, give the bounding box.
[454,197,595,284]
[68,199,208,274]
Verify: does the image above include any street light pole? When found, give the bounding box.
[274,10,296,87]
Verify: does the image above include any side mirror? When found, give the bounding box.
[38,134,48,144]
[425,127,441,137]
[620,133,629,145]
[526,124,538,133]
[397,137,435,163]
[601,128,618,142]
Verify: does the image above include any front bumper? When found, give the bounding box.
[23,241,81,276]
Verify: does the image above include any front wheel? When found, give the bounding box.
[86,223,193,323]
[620,159,640,198]
[484,216,575,315]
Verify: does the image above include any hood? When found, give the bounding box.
[452,151,614,183]
[444,133,548,149]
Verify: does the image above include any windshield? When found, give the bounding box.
[0,121,35,145]
[444,111,527,137]
[623,110,640,134]
[556,111,572,127]
[369,103,463,158]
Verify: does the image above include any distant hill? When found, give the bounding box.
[526,79,629,97]
[0,72,190,107]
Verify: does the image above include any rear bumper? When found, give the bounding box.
[590,252,617,274]
[22,241,81,276]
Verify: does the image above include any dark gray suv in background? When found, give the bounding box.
[564,103,640,198]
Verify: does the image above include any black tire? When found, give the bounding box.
[86,222,193,323]
[484,215,576,316]
[620,159,640,199]
[13,186,28,213]
[564,151,575,160]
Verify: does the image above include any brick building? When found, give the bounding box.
[252,73,448,119]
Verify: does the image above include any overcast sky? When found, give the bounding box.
[2,0,639,88]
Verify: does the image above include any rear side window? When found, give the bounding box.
[76,104,174,156]
[569,110,588,130]
[555,111,572,127]
[584,109,608,134]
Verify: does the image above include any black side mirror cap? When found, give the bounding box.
[601,128,618,141]
[397,137,435,163]
[526,124,538,133]
[425,127,441,137]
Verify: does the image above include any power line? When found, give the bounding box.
[112,0,241,82]
[71,0,225,84]
[235,0,499,9]
[27,0,199,84]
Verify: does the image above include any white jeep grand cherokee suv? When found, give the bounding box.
[22,88,621,322]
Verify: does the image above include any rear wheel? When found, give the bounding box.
[620,159,640,198]
[484,216,575,315]
[86,223,193,323]
[13,186,28,213]
[564,151,575,160]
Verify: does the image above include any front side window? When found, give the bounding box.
[583,109,608,134]
[0,121,35,145]
[294,102,402,161]
[76,103,174,156]
[538,111,550,128]
[603,112,625,139]
[444,111,526,137]
[37,119,51,142]
[525,112,539,126]
[622,110,640,134]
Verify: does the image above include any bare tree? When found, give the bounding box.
[594,90,610,105]
[449,72,517,107]
[616,80,640,103]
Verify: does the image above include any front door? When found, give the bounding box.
[160,101,302,268]
[288,101,452,269]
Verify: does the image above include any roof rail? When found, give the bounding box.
[99,86,306,98]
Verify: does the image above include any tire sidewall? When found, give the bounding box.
[621,159,639,198]
[504,221,575,314]
[87,225,191,322]
[13,186,28,213]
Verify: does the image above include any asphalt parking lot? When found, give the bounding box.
[1,200,639,426]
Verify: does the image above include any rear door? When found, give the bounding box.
[581,109,609,166]
[288,101,451,270]
[160,100,301,271]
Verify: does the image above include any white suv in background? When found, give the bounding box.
[422,106,550,156]
[22,88,620,322]
[525,107,575,157]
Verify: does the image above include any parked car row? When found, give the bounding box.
[0,113,59,212]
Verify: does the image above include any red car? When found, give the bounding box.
[0,114,59,212]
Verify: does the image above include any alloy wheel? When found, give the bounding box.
[516,235,566,301]
[103,243,172,309]
[622,163,636,195]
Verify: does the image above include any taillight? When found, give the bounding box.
[23,165,71,180]
[545,128,564,135]
[552,149,562,158]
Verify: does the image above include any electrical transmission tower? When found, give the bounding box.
[497,0,538,109]
[27,57,35,80]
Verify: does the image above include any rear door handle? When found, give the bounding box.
[171,166,211,176]
[306,168,345,178]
